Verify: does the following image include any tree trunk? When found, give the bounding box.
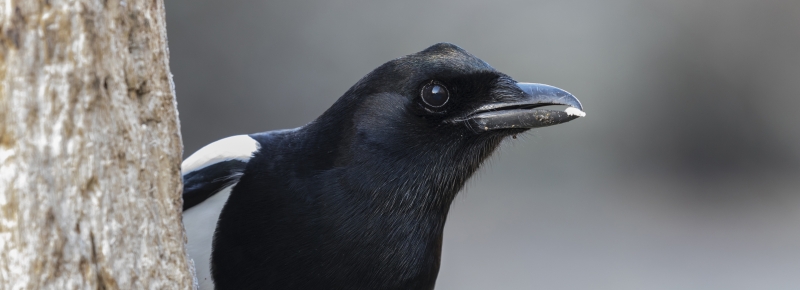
[0,0,194,288]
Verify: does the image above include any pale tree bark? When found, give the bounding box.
[0,0,194,289]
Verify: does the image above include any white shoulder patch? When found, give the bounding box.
[182,135,260,175]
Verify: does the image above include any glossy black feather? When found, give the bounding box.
[182,160,247,211]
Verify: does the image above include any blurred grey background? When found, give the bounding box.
[165,0,800,289]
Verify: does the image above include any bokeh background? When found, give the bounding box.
[165,1,800,289]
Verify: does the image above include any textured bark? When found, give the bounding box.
[0,0,194,289]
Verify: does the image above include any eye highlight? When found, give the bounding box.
[420,81,449,108]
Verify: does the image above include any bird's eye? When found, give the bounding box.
[421,81,449,108]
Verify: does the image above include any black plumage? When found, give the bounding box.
[182,160,247,210]
[182,43,584,289]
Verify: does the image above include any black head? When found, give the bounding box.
[209,43,585,289]
[311,43,584,211]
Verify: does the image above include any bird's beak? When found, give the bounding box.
[463,83,585,132]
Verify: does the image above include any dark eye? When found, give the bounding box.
[421,81,449,108]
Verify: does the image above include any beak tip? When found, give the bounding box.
[564,107,586,118]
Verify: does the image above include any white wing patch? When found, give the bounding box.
[182,134,260,289]
[182,135,261,175]
[184,184,236,290]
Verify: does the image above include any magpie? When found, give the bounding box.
[182,43,585,290]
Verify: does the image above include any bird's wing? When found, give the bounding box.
[182,134,260,289]
[181,134,260,210]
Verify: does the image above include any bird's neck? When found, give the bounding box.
[245,121,503,289]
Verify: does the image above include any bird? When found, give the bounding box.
[181,43,585,290]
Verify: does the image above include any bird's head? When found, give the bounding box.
[312,43,584,210]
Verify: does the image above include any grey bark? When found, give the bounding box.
[0,0,194,289]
